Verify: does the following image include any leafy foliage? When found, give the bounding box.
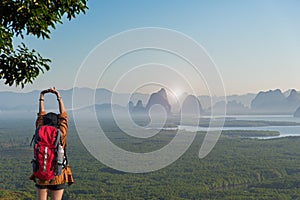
[0,188,33,200]
[0,0,88,87]
[222,130,280,137]
[1,119,300,199]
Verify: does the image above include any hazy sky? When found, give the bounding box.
[1,0,300,96]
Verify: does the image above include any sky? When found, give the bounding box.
[1,0,300,96]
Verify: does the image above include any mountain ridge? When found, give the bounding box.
[1,87,299,116]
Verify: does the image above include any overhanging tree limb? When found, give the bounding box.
[0,0,88,88]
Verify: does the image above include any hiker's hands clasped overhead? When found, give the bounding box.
[41,87,60,97]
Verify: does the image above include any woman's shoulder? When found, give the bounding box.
[58,112,68,119]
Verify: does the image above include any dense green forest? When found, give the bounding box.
[0,119,300,199]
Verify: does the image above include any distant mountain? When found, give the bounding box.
[181,95,204,116]
[285,89,300,113]
[251,89,285,109]
[0,90,40,111]
[72,87,149,109]
[198,93,255,109]
[1,87,300,116]
[251,89,300,114]
[213,100,250,115]
[145,88,171,114]
[130,100,146,113]
[0,87,149,112]
[227,100,250,114]
[283,89,296,97]
[286,89,300,102]
[226,93,256,108]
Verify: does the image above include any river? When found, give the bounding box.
[178,115,300,139]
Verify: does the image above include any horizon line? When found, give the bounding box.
[0,86,298,97]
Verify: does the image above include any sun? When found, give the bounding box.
[168,87,184,104]
[172,88,183,99]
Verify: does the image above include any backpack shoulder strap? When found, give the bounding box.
[29,134,35,147]
[30,127,41,146]
[54,127,61,147]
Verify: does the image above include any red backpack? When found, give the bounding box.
[30,125,64,181]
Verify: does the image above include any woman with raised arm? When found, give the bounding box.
[30,87,74,200]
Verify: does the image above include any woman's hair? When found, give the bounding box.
[43,112,59,126]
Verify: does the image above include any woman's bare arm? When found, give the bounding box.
[39,90,46,113]
[49,87,66,114]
